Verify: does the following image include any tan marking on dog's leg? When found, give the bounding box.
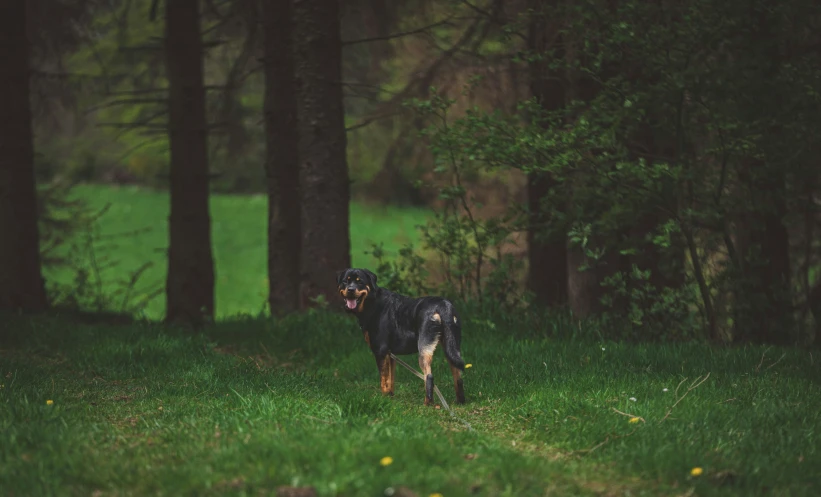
[448,359,466,404]
[363,331,370,347]
[432,313,441,323]
[418,337,438,406]
[418,352,434,406]
[380,355,391,395]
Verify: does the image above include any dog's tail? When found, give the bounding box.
[440,302,465,371]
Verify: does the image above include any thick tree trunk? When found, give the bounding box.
[527,176,567,306]
[734,165,793,345]
[563,13,606,318]
[525,0,568,307]
[294,0,351,308]
[0,0,48,312]
[164,0,215,326]
[263,0,302,315]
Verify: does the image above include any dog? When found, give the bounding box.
[336,268,466,406]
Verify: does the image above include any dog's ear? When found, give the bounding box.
[362,269,379,290]
[336,270,346,285]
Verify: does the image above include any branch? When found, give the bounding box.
[342,16,488,132]
[611,407,645,423]
[342,17,456,46]
[85,98,166,113]
[659,373,711,423]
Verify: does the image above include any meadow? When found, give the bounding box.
[3,185,819,496]
[45,185,430,320]
[2,310,819,496]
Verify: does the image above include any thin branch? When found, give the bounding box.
[611,407,645,423]
[659,373,711,423]
[342,17,457,46]
[85,98,165,113]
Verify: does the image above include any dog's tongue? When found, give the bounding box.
[345,299,357,310]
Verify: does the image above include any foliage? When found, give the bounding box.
[2,311,820,496]
[365,91,526,308]
[381,0,821,343]
[38,182,160,317]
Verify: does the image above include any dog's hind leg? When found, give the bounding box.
[447,358,466,404]
[418,322,440,406]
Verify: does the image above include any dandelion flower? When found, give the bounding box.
[430,494,444,497]
[690,467,703,477]
[380,456,393,467]
[629,417,640,424]
[465,364,473,369]
[46,400,53,405]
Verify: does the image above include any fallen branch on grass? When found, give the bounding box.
[659,372,711,423]
[611,407,645,423]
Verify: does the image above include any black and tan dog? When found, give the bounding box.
[337,268,466,406]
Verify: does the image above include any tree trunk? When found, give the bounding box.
[0,0,48,312]
[164,0,215,326]
[525,0,568,307]
[734,164,793,345]
[563,9,606,318]
[263,0,302,315]
[294,0,351,308]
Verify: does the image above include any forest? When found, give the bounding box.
[1,0,821,495]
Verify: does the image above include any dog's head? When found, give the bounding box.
[336,268,378,313]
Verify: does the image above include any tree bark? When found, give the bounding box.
[0,0,48,312]
[563,8,606,318]
[294,0,351,308]
[263,0,302,315]
[734,164,793,345]
[525,0,568,307]
[164,0,215,326]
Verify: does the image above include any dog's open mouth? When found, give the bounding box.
[345,298,359,310]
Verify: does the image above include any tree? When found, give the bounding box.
[164,0,216,326]
[263,0,302,314]
[293,0,351,307]
[0,0,48,312]
[525,0,568,308]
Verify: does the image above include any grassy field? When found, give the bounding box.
[46,185,430,320]
[2,309,819,496]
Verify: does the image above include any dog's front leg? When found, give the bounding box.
[375,353,394,396]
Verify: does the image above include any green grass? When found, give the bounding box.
[2,310,819,496]
[46,185,430,320]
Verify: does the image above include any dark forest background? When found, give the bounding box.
[2,0,821,346]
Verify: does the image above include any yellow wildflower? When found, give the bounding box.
[690,467,703,477]
[380,456,393,466]
[46,400,53,405]
[629,417,640,424]
[430,494,444,497]
[465,364,473,369]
